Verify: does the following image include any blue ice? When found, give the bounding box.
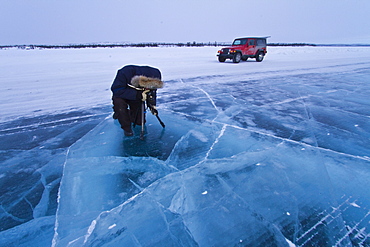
[1,69,369,247]
[52,71,370,246]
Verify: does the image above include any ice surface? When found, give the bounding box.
[1,47,370,246]
[0,108,109,246]
[54,69,369,246]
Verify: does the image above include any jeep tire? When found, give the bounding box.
[256,51,264,62]
[233,53,241,63]
[218,56,226,62]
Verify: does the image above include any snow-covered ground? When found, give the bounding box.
[1,46,370,122]
[0,46,369,246]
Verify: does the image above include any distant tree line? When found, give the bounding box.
[1,42,369,50]
[268,43,317,47]
[0,42,227,50]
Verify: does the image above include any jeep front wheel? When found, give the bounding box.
[218,56,226,62]
[256,51,264,62]
[233,53,241,63]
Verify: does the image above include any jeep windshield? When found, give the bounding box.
[232,39,247,46]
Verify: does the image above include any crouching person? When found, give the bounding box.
[111,65,163,136]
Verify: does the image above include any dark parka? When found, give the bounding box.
[111,65,162,100]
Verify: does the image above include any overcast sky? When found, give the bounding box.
[1,0,370,45]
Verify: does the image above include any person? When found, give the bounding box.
[111,65,163,136]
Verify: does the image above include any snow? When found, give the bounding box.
[1,46,370,122]
[0,46,370,246]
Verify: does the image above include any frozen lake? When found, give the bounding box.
[0,46,369,246]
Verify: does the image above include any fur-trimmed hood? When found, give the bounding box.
[131,75,164,89]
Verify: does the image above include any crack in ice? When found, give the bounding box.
[296,197,352,246]
[179,78,220,114]
[164,108,370,162]
[203,124,227,161]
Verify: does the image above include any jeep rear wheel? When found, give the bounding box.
[256,51,264,62]
[233,53,241,63]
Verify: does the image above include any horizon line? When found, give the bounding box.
[1,42,370,50]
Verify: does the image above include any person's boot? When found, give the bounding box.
[124,129,133,136]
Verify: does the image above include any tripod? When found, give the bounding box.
[139,100,165,140]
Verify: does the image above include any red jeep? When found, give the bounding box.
[217,37,269,63]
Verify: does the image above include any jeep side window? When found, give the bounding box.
[233,40,241,45]
[257,39,266,46]
[248,39,255,46]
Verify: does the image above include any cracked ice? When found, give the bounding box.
[0,46,369,246]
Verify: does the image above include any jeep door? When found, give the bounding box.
[239,38,248,55]
[246,38,257,56]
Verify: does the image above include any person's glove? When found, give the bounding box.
[141,90,150,101]
[137,90,150,101]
